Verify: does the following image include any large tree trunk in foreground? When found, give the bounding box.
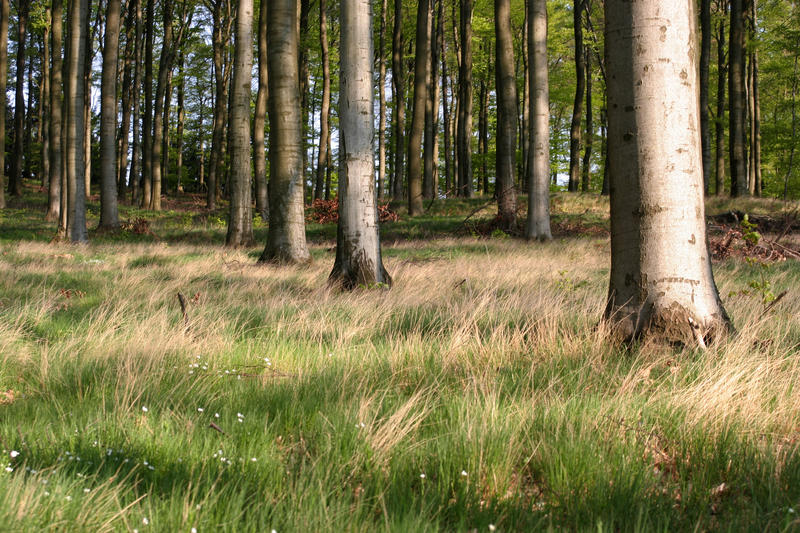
[526,0,551,241]
[46,0,63,219]
[226,0,254,247]
[253,0,269,221]
[407,0,430,215]
[259,0,310,264]
[604,0,730,344]
[495,0,518,231]
[330,0,391,289]
[66,0,89,243]
[99,0,121,228]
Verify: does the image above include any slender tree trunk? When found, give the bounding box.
[130,0,143,203]
[748,0,761,196]
[253,0,269,220]
[46,0,63,219]
[729,0,748,197]
[567,0,585,193]
[700,0,712,195]
[298,0,310,197]
[604,0,730,344]
[391,0,405,199]
[83,8,95,200]
[526,0,551,240]
[521,2,529,192]
[478,77,488,194]
[66,0,89,243]
[41,13,51,190]
[330,0,391,289]
[117,0,136,202]
[580,45,592,192]
[715,13,726,196]
[377,0,388,200]
[407,0,430,215]
[495,0,518,231]
[314,0,330,201]
[149,0,174,211]
[175,52,185,194]
[440,0,450,197]
[456,0,474,198]
[9,0,28,197]
[783,55,798,201]
[99,0,121,228]
[226,0,254,246]
[141,0,154,207]
[600,104,609,195]
[0,0,7,208]
[259,0,310,264]
[423,0,438,201]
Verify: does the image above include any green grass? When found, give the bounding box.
[1,191,799,531]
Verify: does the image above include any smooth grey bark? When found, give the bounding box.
[329,0,391,289]
[391,0,405,199]
[495,0,517,230]
[99,0,121,228]
[0,0,7,208]
[407,0,430,215]
[729,0,748,197]
[226,0,254,247]
[46,0,62,219]
[604,0,730,344]
[715,13,726,196]
[314,0,330,201]
[700,0,712,195]
[259,0,310,264]
[567,0,584,193]
[253,0,269,220]
[9,0,28,197]
[456,0,473,198]
[66,0,89,243]
[526,0,551,241]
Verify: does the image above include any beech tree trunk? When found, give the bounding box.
[526,0,551,241]
[141,0,154,207]
[747,0,761,196]
[700,0,712,195]
[567,0,584,193]
[0,0,7,208]
[729,0,748,197]
[440,0,451,197]
[377,0,388,200]
[407,0,430,215]
[99,0,121,228]
[226,0,254,247]
[41,12,51,190]
[66,0,89,243]
[149,0,175,211]
[495,0,517,230]
[391,0,405,199]
[715,13,726,196]
[46,0,63,219]
[253,0,269,220]
[176,52,185,194]
[259,0,310,264]
[330,0,391,289]
[9,0,28,197]
[456,0,474,198]
[423,0,439,201]
[604,0,730,344]
[314,0,330,201]
[580,46,592,192]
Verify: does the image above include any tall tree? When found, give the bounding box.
[526,0,551,241]
[495,0,518,230]
[329,0,391,289]
[604,0,730,344]
[117,0,137,202]
[700,0,712,194]
[253,0,269,221]
[226,0,254,246]
[729,0,748,197]
[99,0,121,228]
[0,0,9,208]
[40,9,51,190]
[747,0,761,196]
[714,6,726,196]
[65,0,89,243]
[377,0,388,200]
[46,0,63,219]
[391,0,405,199]
[580,45,592,192]
[259,0,310,264]
[440,0,451,196]
[206,0,232,209]
[407,0,430,215]
[567,0,585,193]
[456,0,474,197]
[314,0,330,201]
[149,0,176,210]
[423,0,439,201]
[141,0,155,207]
[9,0,29,197]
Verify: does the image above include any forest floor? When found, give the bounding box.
[1,186,800,531]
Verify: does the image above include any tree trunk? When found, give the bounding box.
[526,0,551,241]
[130,0,143,203]
[9,0,28,197]
[259,0,310,264]
[700,0,712,195]
[440,0,451,197]
[580,45,592,192]
[298,0,310,197]
[141,0,154,207]
[521,1,529,193]
[314,0,331,201]
[423,0,439,201]
[478,76,488,194]
[46,0,63,219]
[715,13,726,196]
[604,0,730,344]
[66,0,89,243]
[175,52,185,194]
[207,0,231,210]
[99,0,121,228]
[377,0,388,200]
[729,0,748,197]
[41,12,51,190]
[783,55,798,201]
[456,0,474,198]
[495,0,518,231]
[253,0,269,220]
[226,0,254,247]
[149,0,175,211]
[747,0,761,197]
[330,0,391,289]
[0,0,7,208]
[391,0,405,200]
[567,0,584,193]
[407,0,430,215]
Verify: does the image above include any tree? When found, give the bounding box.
[150,0,177,211]
[603,0,730,344]
[99,0,121,229]
[259,0,310,264]
[729,0,748,197]
[225,0,254,247]
[567,0,585,193]
[391,0,405,200]
[407,0,430,215]
[0,0,9,208]
[377,0,388,200]
[494,0,518,230]
[253,0,269,221]
[314,0,331,202]
[141,0,155,207]
[9,0,29,197]
[714,4,726,196]
[65,0,89,243]
[329,0,391,289]
[456,0,474,198]
[526,0,551,241]
[700,0,712,194]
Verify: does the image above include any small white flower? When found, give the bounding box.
[9,450,19,458]
[251,457,257,462]
[143,517,149,525]
[65,495,72,501]
[790,508,796,514]
[461,470,468,477]
[198,408,204,412]
[148,465,155,471]
[44,491,50,496]
[191,529,197,533]
[41,479,48,484]
[5,467,13,472]
[83,488,90,493]
[488,525,496,531]
[143,461,149,466]
[237,413,244,418]
[142,406,148,412]
[420,473,426,479]
[214,413,220,418]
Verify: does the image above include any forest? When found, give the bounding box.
[1,0,800,530]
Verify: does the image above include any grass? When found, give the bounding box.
[1,190,800,531]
